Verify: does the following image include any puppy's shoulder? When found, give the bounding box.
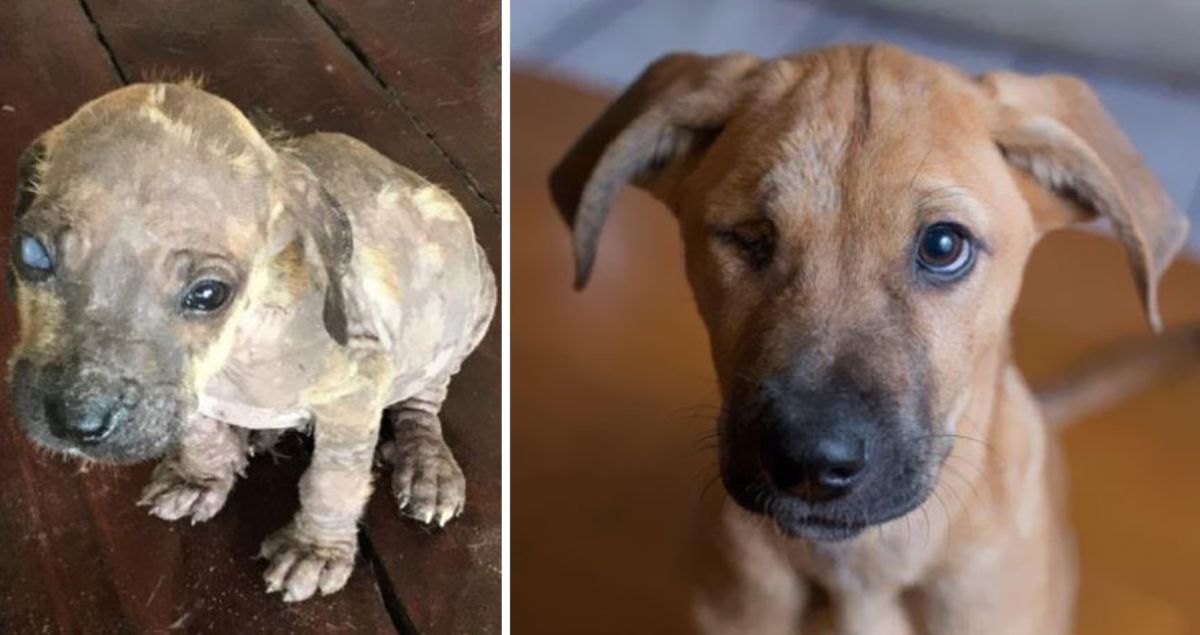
[290,132,469,229]
[290,132,422,191]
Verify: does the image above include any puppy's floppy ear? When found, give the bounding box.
[6,137,47,300]
[550,52,761,289]
[270,159,372,347]
[979,71,1188,331]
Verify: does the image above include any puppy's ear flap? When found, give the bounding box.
[270,160,371,347]
[550,52,761,289]
[979,72,1188,331]
[6,137,47,300]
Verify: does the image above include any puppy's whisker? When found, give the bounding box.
[938,462,986,508]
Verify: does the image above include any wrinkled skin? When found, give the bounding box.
[551,45,1185,634]
[7,83,496,602]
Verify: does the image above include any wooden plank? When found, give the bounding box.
[78,1,502,633]
[311,0,501,208]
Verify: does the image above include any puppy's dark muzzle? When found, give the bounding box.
[44,386,140,445]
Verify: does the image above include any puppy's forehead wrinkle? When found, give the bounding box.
[739,48,977,233]
[846,44,876,157]
[748,52,888,222]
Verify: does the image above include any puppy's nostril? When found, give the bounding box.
[767,434,868,503]
[826,464,863,483]
[44,397,126,445]
[77,410,107,434]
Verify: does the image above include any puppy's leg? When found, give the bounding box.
[260,402,380,602]
[381,380,466,527]
[835,594,913,635]
[139,415,248,523]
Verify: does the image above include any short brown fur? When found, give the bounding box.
[551,45,1192,634]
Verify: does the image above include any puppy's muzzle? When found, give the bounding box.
[14,354,184,463]
[759,391,871,504]
[721,369,937,540]
[44,380,140,445]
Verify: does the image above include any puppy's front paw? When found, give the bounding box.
[383,430,466,527]
[260,523,357,602]
[138,460,234,524]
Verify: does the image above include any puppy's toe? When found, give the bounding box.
[139,464,233,524]
[260,524,357,602]
[318,557,355,596]
[387,435,466,527]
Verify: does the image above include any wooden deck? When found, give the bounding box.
[0,1,499,633]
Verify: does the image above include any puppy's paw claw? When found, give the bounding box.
[139,463,233,524]
[260,525,356,602]
[387,434,466,527]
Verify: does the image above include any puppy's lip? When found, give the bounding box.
[768,489,929,542]
[775,515,869,542]
[722,472,929,541]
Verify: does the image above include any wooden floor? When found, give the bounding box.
[512,71,1200,634]
[0,1,499,633]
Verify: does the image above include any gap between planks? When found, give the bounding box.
[305,0,500,216]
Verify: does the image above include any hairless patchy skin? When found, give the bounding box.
[552,45,1195,634]
[7,82,495,602]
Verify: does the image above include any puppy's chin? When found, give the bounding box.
[56,433,178,465]
[765,492,928,542]
[16,407,182,465]
[721,473,933,543]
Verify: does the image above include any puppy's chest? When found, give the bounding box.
[197,301,345,429]
[793,530,942,592]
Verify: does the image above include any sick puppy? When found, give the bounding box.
[7,82,495,602]
[552,45,1192,633]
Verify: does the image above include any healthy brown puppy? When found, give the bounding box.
[7,83,495,602]
[551,45,1190,634]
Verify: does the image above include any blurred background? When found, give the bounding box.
[512,1,1200,633]
[516,0,1200,243]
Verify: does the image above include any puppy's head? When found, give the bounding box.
[551,45,1186,539]
[7,83,356,463]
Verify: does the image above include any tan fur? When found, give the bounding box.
[12,289,65,361]
[551,45,1189,634]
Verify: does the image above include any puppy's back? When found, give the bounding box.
[291,132,493,401]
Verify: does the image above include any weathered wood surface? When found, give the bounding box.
[0,1,500,633]
[312,0,502,207]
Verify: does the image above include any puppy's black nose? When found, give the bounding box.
[44,393,134,445]
[765,431,867,502]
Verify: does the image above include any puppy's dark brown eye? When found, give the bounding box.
[716,219,776,270]
[182,279,232,313]
[916,222,974,280]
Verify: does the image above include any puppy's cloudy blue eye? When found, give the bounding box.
[16,234,53,278]
[182,279,232,313]
[20,235,52,270]
[916,222,974,280]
